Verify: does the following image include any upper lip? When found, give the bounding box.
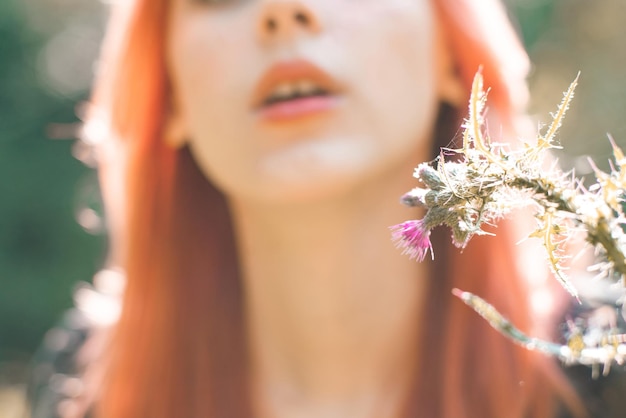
[250,59,343,109]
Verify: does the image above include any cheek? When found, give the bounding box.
[168,15,249,127]
[167,13,260,189]
[337,1,440,154]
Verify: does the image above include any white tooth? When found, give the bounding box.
[272,83,296,99]
[297,80,317,95]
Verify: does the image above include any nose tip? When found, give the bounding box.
[257,2,321,43]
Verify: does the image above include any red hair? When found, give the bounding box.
[87,0,581,417]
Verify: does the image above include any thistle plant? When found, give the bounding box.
[392,69,626,372]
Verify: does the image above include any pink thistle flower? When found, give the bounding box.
[390,219,433,261]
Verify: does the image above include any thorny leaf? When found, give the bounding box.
[393,70,626,370]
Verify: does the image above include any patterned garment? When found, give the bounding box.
[27,307,95,418]
[27,270,122,418]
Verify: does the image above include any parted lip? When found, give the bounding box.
[250,59,343,109]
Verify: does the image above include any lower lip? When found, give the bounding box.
[256,96,340,122]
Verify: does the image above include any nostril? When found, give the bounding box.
[294,11,310,26]
[266,18,278,32]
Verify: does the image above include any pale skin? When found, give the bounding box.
[165,0,461,416]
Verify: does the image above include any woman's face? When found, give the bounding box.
[167,0,448,203]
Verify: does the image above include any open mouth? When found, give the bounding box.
[262,79,331,107]
[251,60,343,121]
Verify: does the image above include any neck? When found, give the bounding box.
[229,161,428,418]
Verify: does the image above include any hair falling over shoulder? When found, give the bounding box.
[85,0,584,416]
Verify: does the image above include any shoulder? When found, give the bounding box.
[26,269,123,418]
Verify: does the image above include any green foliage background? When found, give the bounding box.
[0,0,105,382]
[0,0,624,391]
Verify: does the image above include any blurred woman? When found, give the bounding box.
[34,0,583,417]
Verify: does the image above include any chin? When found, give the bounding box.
[254,174,366,204]
[246,137,380,203]
[209,131,421,205]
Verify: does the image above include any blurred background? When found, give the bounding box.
[0,0,624,416]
